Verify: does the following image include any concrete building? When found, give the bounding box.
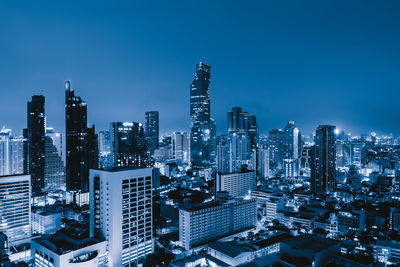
[31,231,107,267]
[89,167,153,266]
[216,170,256,198]
[32,210,62,235]
[179,195,256,250]
[0,174,31,245]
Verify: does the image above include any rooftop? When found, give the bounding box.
[282,235,340,255]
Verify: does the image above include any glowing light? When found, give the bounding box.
[334,128,340,135]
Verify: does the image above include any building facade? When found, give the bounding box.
[89,168,153,266]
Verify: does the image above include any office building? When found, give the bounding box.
[227,107,258,151]
[216,170,256,198]
[0,129,25,176]
[98,130,111,168]
[44,129,65,191]
[0,174,31,245]
[110,122,150,168]
[27,95,46,195]
[65,81,92,192]
[258,146,269,178]
[190,62,216,168]
[179,195,257,250]
[311,125,336,198]
[268,129,284,171]
[89,167,153,266]
[145,111,159,154]
[172,132,189,163]
[216,137,231,174]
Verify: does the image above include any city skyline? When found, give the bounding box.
[1,1,400,136]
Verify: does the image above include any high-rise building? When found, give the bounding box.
[268,129,284,171]
[311,125,336,198]
[65,81,94,192]
[172,132,189,163]
[110,122,150,168]
[179,195,257,250]
[89,167,153,266]
[227,107,258,151]
[190,62,216,168]
[87,125,99,170]
[9,136,25,175]
[0,129,25,176]
[216,170,256,197]
[216,137,231,174]
[283,121,301,161]
[258,146,269,178]
[0,174,31,245]
[145,111,159,154]
[27,95,46,195]
[230,133,248,171]
[44,128,65,191]
[98,130,111,168]
[0,128,11,175]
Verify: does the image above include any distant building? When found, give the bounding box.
[0,129,25,176]
[110,122,150,168]
[31,231,107,267]
[227,107,258,151]
[98,130,111,168]
[0,174,31,245]
[216,170,256,198]
[216,137,231,174]
[89,167,154,266]
[189,62,216,168]
[172,132,189,163]
[31,210,62,235]
[258,146,269,178]
[268,129,284,171]
[27,95,46,195]
[145,111,159,154]
[179,195,257,250]
[44,128,65,191]
[311,125,336,198]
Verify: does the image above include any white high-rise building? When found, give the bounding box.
[172,132,189,163]
[0,174,31,245]
[258,146,269,178]
[89,167,153,266]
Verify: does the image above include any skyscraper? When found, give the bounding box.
[65,81,91,192]
[311,125,336,198]
[44,128,65,191]
[283,121,301,177]
[27,95,46,196]
[190,62,216,168]
[110,122,149,168]
[98,130,111,168]
[227,107,258,150]
[268,129,284,171]
[145,111,159,154]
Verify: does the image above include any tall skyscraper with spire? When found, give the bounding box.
[65,81,97,192]
[27,95,46,196]
[189,62,216,168]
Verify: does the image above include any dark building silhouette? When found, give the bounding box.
[65,81,94,192]
[145,111,159,154]
[27,95,46,195]
[268,129,284,170]
[87,125,99,170]
[311,125,336,198]
[110,122,150,167]
[189,62,216,168]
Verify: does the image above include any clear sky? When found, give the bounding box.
[1,0,399,136]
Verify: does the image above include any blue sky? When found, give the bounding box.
[1,0,400,136]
